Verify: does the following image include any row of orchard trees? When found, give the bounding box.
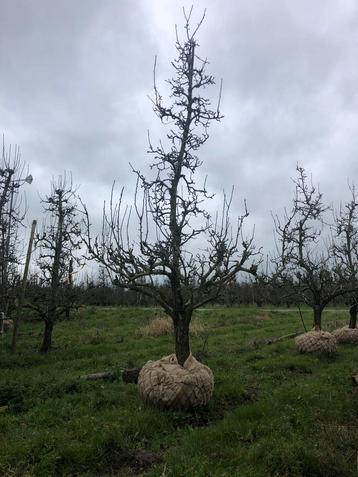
[3,155,358,357]
[0,144,83,352]
[1,157,358,351]
[2,11,358,364]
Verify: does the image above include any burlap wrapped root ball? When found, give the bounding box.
[138,354,214,409]
[295,330,337,355]
[332,326,358,344]
[2,319,13,332]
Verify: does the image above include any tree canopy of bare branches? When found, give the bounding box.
[33,173,83,352]
[0,138,32,317]
[273,166,357,330]
[84,10,258,365]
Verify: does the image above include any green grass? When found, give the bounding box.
[0,306,357,476]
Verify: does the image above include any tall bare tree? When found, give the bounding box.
[273,166,355,330]
[33,174,82,352]
[84,10,257,365]
[0,139,32,317]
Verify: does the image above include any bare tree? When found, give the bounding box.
[272,166,353,330]
[84,10,258,365]
[332,185,358,328]
[0,139,32,317]
[32,174,82,352]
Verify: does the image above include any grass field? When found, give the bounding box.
[1,306,357,476]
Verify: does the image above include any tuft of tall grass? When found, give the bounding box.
[137,316,207,337]
[138,317,173,337]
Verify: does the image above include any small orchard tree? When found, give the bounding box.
[333,185,358,328]
[33,174,82,352]
[84,11,257,365]
[272,166,352,330]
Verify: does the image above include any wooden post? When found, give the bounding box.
[65,258,73,319]
[11,219,37,352]
[0,311,4,335]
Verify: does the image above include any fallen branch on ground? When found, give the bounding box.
[79,372,115,381]
[251,332,303,347]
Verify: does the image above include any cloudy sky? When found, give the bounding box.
[1,0,358,260]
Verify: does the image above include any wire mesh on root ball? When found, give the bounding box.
[138,354,214,410]
[294,330,337,355]
[332,326,358,344]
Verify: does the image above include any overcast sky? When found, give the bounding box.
[1,0,358,265]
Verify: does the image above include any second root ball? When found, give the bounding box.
[295,330,337,355]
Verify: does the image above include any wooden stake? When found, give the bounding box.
[11,220,37,352]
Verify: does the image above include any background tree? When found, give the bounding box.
[32,174,82,352]
[84,10,258,365]
[0,139,32,317]
[332,185,358,328]
[272,166,353,330]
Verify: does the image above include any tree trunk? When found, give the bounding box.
[40,318,54,353]
[313,307,322,331]
[173,315,190,366]
[349,303,357,329]
[40,191,64,353]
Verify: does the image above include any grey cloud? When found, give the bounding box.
[1,0,358,257]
